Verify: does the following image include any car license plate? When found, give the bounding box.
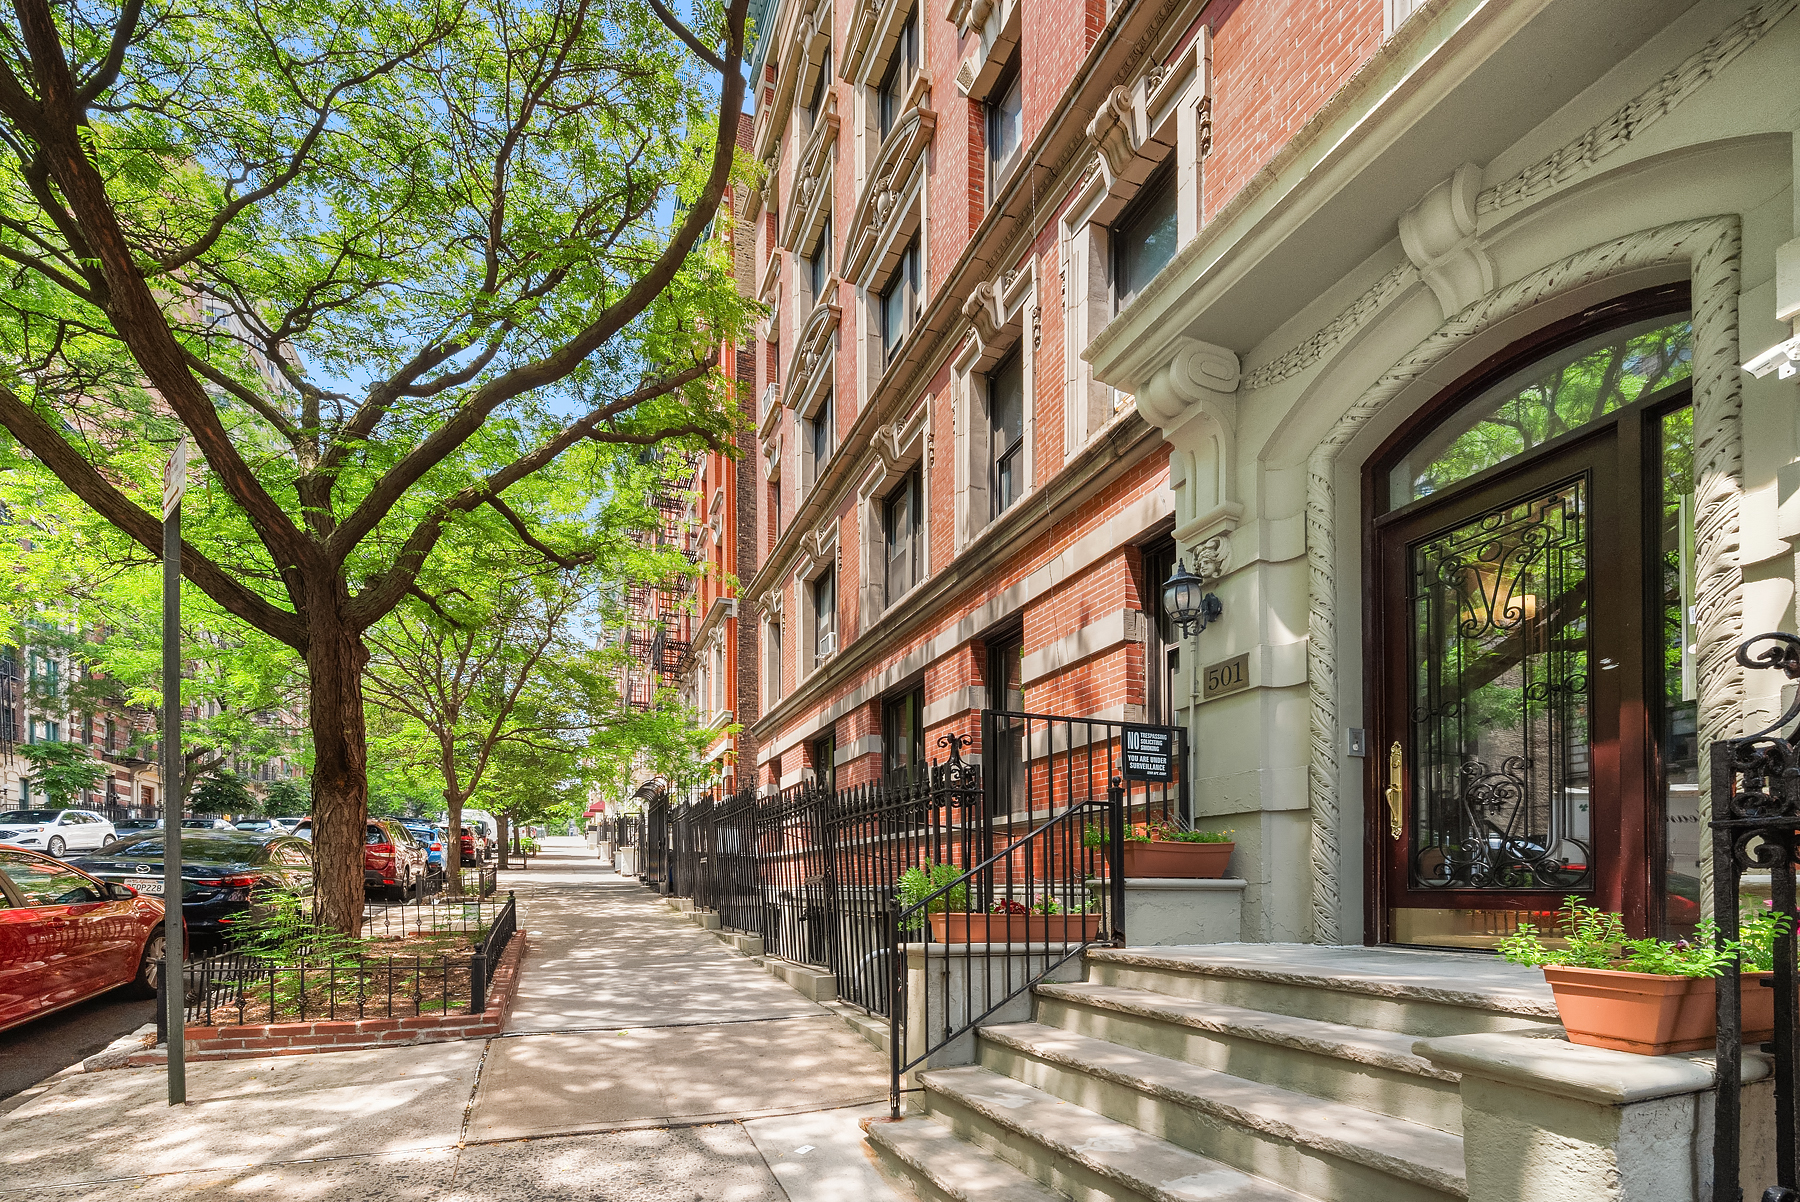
[136,880,164,895]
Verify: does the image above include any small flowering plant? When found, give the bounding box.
[1083,819,1233,846]
[1496,896,1790,977]
[989,896,1095,915]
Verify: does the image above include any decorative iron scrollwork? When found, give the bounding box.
[1412,756,1592,889]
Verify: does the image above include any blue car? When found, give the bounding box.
[401,822,447,879]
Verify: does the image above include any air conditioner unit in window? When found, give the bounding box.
[817,631,838,658]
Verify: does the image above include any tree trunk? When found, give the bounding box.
[445,789,466,897]
[496,812,510,870]
[306,619,372,937]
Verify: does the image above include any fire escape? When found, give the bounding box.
[619,455,700,710]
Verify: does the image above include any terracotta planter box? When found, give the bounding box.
[1120,841,1234,879]
[927,912,1102,945]
[1542,966,1774,1055]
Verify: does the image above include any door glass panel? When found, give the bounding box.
[1407,479,1595,908]
[1657,405,1700,937]
[1389,317,1692,507]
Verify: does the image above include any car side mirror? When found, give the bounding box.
[108,883,138,900]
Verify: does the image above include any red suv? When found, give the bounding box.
[293,817,429,899]
[0,845,168,1032]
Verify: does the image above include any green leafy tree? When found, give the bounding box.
[18,740,106,809]
[0,0,753,932]
[262,778,308,817]
[189,769,253,818]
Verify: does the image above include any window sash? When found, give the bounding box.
[884,472,919,601]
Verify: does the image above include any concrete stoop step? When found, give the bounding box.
[871,945,1561,1202]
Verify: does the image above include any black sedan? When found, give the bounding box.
[68,831,313,940]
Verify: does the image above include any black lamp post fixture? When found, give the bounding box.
[1162,558,1222,637]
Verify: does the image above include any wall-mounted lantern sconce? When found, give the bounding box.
[1163,558,1222,637]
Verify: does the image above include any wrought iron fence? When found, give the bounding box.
[159,891,519,1034]
[890,780,1123,1116]
[1711,632,1800,1202]
[361,891,507,941]
[471,891,518,1013]
[654,711,1182,1034]
[642,797,670,889]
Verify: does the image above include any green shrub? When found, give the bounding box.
[897,862,969,931]
[1496,896,1791,977]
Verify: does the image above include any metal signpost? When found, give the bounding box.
[161,437,186,1105]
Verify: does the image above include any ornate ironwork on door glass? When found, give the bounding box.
[1407,477,1594,891]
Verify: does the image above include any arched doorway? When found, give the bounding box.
[1365,285,1699,948]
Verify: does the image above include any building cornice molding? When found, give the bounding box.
[843,94,936,285]
[1301,216,1745,945]
[1477,0,1799,216]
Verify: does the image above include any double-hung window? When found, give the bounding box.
[766,620,783,706]
[990,350,1025,516]
[802,44,833,131]
[987,66,1023,194]
[883,469,921,604]
[880,240,919,364]
[812,570,837,668]
[883,686,924,780]
[807,391,834,483]
[878,10,917,141]
[1113,166,1178,311]
[806,218,833,302]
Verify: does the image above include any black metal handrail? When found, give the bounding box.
[1712,632,1800,1201]
[886,780,1124,1116]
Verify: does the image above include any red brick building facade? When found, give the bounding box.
[742,0,1391,797]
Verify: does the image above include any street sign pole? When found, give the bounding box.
[161,437,186,1105]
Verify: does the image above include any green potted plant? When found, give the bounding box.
[901,862,1100,944]
[1497,897,1789,1055]
[1085,820,1234,878]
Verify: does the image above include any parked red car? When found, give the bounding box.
[458,827,479,867]
[0,844,168,1032]
[291,817,429,898]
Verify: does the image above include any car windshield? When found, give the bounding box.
[0,810,63,824]
[108,832,273,864]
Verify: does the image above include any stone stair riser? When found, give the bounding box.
[976,1041,1465,1202]
[1087,963,1553,1039]
[924,1086,1184,1202]
[1033,994,1462,1134]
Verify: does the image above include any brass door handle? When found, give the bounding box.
[1385,742,1404,840]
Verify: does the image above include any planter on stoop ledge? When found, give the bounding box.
[1499,896,1788,1056]
[1085,821,1235,879]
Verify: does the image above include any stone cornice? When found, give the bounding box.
[843,94,936,284]
[780,91,840,253]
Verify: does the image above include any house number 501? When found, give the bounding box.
[1202,652,1250,700]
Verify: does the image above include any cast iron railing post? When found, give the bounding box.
[1108,777,1127,946]
[1712,632,1800,1202]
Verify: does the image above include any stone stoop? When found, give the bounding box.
[868,943,1562,1202]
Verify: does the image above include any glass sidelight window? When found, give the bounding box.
[1656,404,1699,938]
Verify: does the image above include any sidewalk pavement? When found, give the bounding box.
[0,837,905,1202]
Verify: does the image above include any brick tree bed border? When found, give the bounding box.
[127,930,529,1066]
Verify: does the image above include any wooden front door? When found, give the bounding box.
[1365,292,1698,948]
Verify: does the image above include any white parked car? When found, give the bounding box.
[0,809,117,858]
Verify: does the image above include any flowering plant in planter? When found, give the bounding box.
[1084,820,1235,878]
[1497,896,1790,1055]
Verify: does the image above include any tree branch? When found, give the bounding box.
[0,382,307,646]
[646,0,724,73]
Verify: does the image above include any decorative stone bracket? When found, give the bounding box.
[786,291,842,417]
[1399,162,1496,319]
[781,92,840,254]
[1135,336,1243,546]
[952,0,1018,102]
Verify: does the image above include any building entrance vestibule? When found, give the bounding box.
[1365,287,1700,948]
